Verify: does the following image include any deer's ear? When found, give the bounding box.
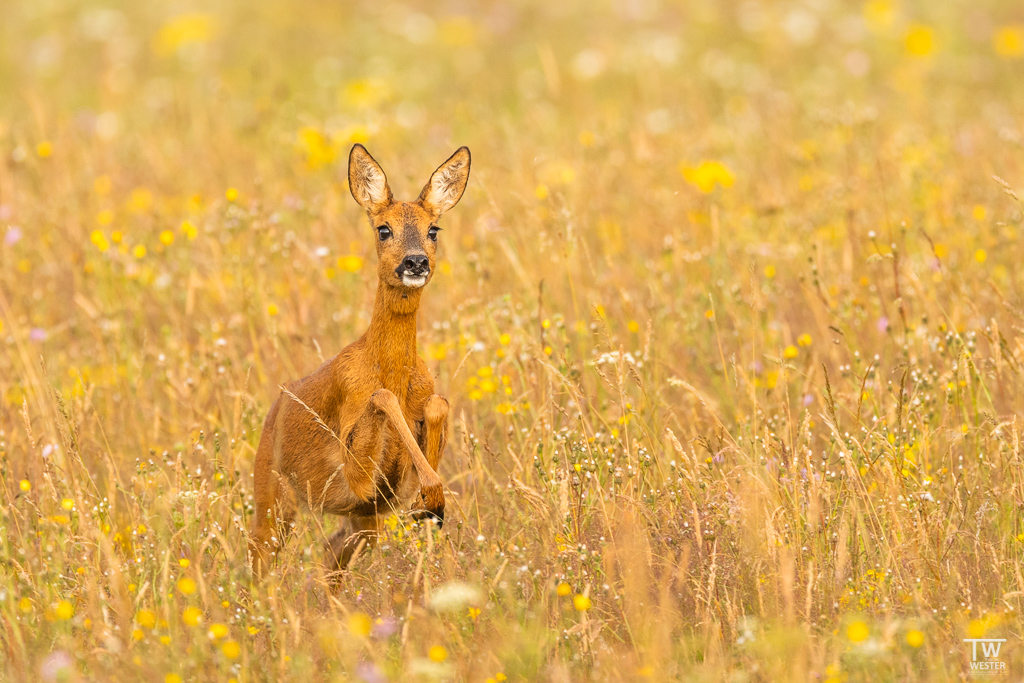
[348,144,393,212]
[418,147,471,217]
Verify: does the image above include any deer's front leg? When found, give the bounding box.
[420,394,449,471]
[369,389,445,524]
[407,394,449,526]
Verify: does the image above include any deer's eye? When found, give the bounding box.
[377,226,392,241]
[427,226,440,242]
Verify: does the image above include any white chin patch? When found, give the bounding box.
[402,275,427,289]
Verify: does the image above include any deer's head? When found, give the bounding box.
[348,144,471,292]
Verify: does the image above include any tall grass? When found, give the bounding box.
[1,0,1023,680]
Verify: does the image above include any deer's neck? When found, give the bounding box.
[363,284,421,392]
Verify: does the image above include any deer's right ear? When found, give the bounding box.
[348,144,393,212]
[418,147,471,217]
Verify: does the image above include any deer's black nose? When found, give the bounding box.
[402,255,429,275]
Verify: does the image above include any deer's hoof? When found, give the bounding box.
[411,507,444,529]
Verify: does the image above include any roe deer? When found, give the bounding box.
[249,144,471,577]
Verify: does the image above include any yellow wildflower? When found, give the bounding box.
[128,188,153,212]
[338,255,364,273]
[297,127,338,168]
[863,0,895,32]
[182,606,203,627]
[153,13,216,57]
[347,612,372,637]
[968,619,987,638]
[680,160,735,193]
[994,24,1024,58]
[905,25,935,57]
[55,601,74,620]
[340,79,389,108]
[847,620,869,642]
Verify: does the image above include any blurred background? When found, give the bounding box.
[0,0,1021,388]
[1,0,1023,681]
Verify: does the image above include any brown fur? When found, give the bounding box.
[249,144,471,577]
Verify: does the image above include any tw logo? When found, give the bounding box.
[963,638,1007,676]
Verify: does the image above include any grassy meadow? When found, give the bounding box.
[3,0,1024,680]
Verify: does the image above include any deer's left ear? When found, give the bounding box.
[418,147,471,217]
[349,144,393,212]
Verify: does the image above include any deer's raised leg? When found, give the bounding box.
[336,387,443,523]
[369,389,445,523]
[407,394,449,525]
